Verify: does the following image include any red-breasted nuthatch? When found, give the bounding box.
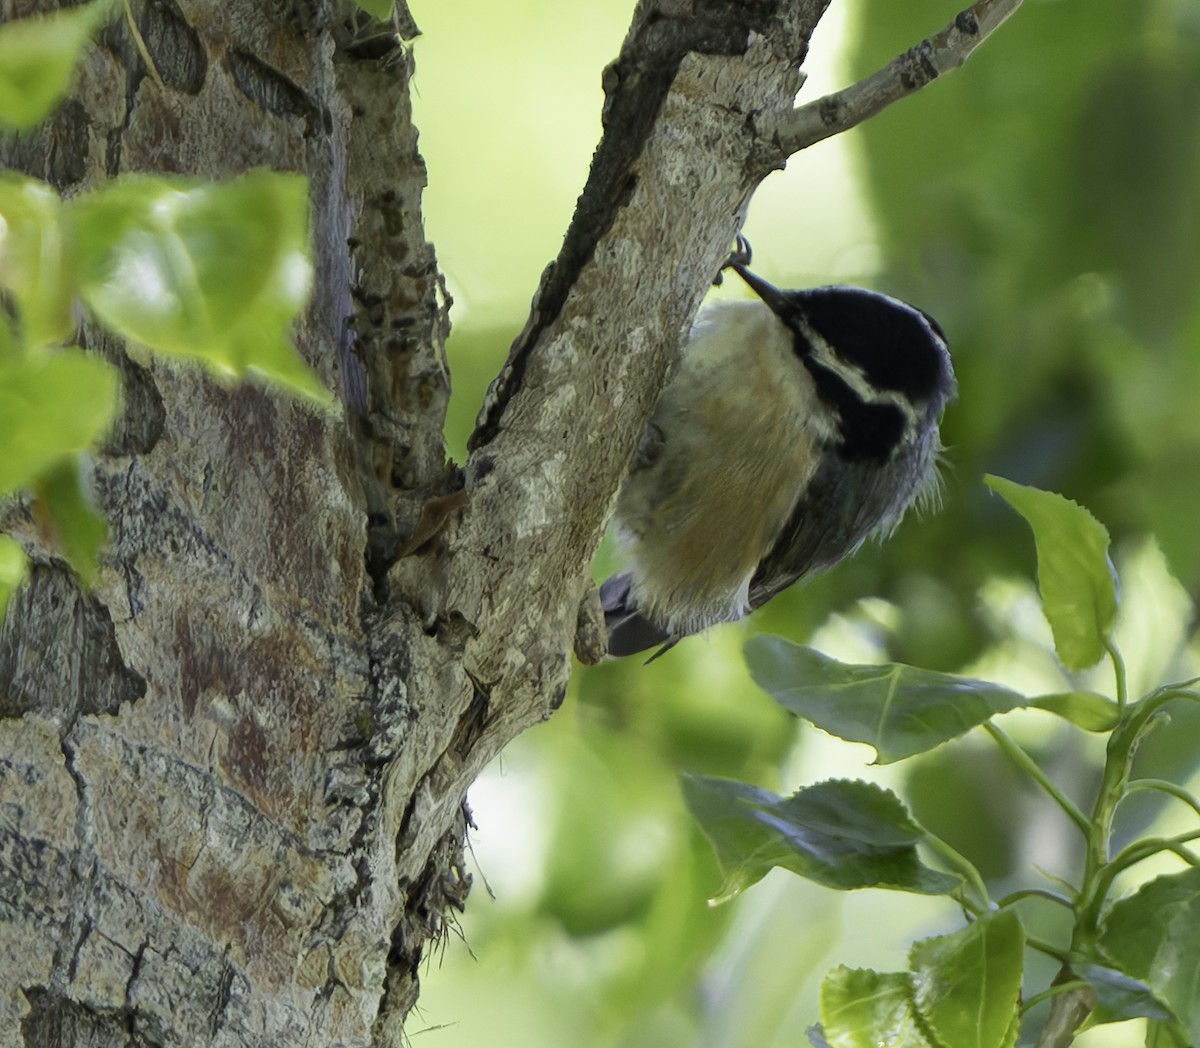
[601,246,956,658]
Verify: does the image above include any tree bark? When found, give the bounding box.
[0,0,827,1043]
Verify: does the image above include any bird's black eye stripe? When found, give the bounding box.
[805,359,907,462]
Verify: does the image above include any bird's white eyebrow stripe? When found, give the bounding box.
[791,309,923,428]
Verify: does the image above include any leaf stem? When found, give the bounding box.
[1123,778,1200,819]
[1021,979,1090,1014]
[1071,687,1168,949]
[1105,640,1128,712]
[1026,935,1071,963]
[997,887,1074,910]
[984,722,1090,835]
[1141,679,1200,710]
[1032,865,1080,898]
[923,832,992,911]
[1091,828,1200,903]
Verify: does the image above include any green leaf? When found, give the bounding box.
[0,0,116,132]
[746,636,1026,764]
[0,174,74,345]
[1099,867,1200,1045]
[1029,691,1120,732]
[909,909,1024,1048]
[0,349,119,497]
[34,456,107,586]
[0,535,28,623]
[984,475,1118,669]
[70,170,329,401]
[1146,1019,1191,1048]
[683,775,961,902]
[1000,1009,1020,1048]
[355,0,395,17]
[819,968,931,1048]
[1076,963,1177,1025]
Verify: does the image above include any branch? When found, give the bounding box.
[767,0,1022,156]
[468,1,807,453]
[443,0,824,709]
[1034,983,1092,1048]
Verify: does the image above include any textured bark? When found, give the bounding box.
[0,0,827,1044]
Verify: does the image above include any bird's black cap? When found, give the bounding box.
[731,263,952,407]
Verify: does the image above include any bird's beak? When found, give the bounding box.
[731,263,799,325]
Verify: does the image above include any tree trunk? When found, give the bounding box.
[0,0,825,1043]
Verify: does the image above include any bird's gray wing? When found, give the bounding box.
[748,452,903,610]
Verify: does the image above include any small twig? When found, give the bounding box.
[768,0,1023,156]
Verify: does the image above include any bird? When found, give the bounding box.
[600,241,956,659]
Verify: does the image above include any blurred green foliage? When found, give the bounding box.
[0,5,325,605]
[0,0,115,132]
[70,172,325,398]
[850,0,1200,614]
[416,0,1200,1045]
[0,167,324,609]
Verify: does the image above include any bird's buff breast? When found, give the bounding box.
[618,301,825,634]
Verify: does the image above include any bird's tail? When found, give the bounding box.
[599,573,676,659]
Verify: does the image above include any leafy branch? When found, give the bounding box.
[686,477,1200,1047]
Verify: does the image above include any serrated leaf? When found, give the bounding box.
[820,968,931,1048]
[985,475,1117,669]
[746,636,1026,763]
[683,775,961,901]
[1098,868,1200,1044]
[0,535,28,623]
[1029,691,1120,732]
[355,0,394,17]
[33,456,107,586]
[909,909,1024,1048]
[70,170,328,401]
[0,0,116,132]
[1077,964,1177,1025]
[0,349,119,496]
[0,174,74,345]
